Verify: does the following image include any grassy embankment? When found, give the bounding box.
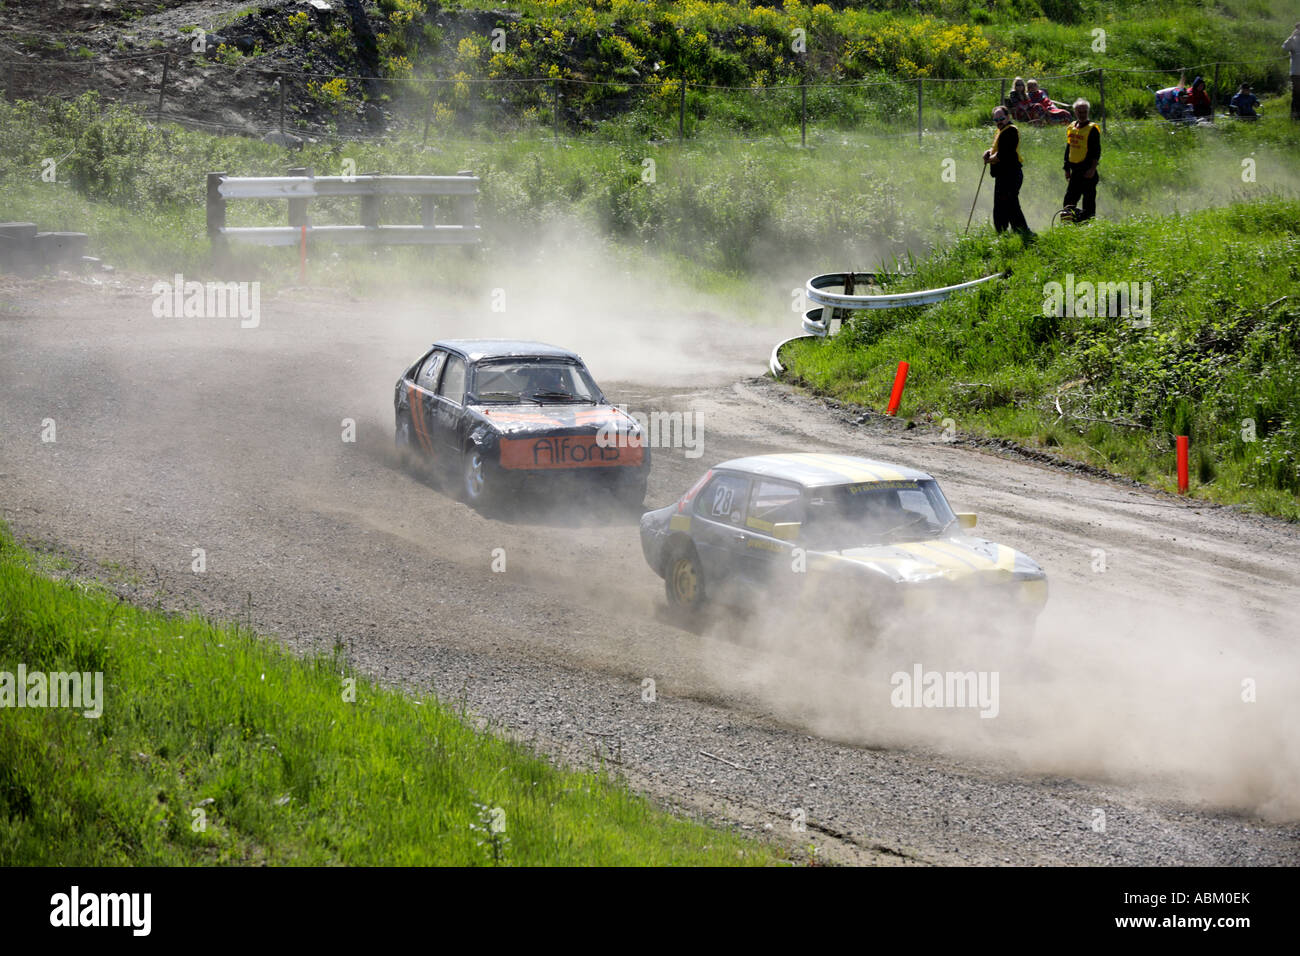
[781,199,1300,519]
[0,523,782,865]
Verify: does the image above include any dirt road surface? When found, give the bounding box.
[2,270,1298,865]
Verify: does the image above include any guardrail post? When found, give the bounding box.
[455,169,476,237]
[360,170,379,230]
[206,171,228,270]
[286,166,311,228]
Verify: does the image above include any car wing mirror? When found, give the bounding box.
[956,513,977,530]
[772,522,801,542]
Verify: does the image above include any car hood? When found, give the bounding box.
[469,403,638,436]
[813,535,1042,584]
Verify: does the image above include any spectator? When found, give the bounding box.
[1027,79,1071,124]
[1007,77,1032,121]
[1230,83,1260,119]
[983,106,1031,234]
[1187,76,1212,118]
[1287,23,1300,120]
[1062,98,1101,221]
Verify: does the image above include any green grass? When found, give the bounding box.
[0,524,784,865]
[780,199,1300,519]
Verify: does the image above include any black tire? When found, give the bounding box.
[663,544,706,614]
[461,445,494,510]
[394,413,415,466]
[614,476,648,511]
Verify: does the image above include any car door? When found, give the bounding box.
[432,352,469,457]
[691,471,752,591]
[739,478,806,596]
[407,349,446,455]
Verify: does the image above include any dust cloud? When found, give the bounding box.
[691,575,1300,821]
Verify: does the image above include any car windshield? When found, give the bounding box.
[469,360,603,405]
[801,479,957,550]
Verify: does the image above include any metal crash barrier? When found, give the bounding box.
[769,271,1006,377]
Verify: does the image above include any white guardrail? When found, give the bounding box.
[769,270,1006,377]
[205,168,480,258]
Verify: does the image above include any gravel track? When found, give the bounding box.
[2,273,1298,865]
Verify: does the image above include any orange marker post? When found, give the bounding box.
[886,361,910,416]
[1176,435,1189,494]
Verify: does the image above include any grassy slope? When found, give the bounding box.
[0,525,782,865]
[782,199,1300,518]
[369,0,1297,135]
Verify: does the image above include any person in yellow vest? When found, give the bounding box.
[983,105,1030,234]
[1062,98,1101,221]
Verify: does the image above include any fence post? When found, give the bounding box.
[916,78,923,144]
[1098,68,1105,133]
[422,89,432,144]
[679,78,687,143]
[206,171,228,270]
[552,81,559,144]
[1212,61,1220,120]
[801,82,807,148]
[156,53,170,123]
[1000,78,1006,109]
[278,74,287,134]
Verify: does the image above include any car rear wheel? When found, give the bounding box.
[664,545,706,614]
[614,476,648,511]
[395,413,414,465]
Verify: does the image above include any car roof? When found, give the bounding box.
[432,339,583,363]
[714,453,933,488]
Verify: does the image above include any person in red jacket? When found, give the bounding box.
[1187,76,1212,118]
[1062,99,1101,221]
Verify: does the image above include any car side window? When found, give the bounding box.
[438,355,467,404]
[695,473,750,526]
[417,351,446,391]
[746,480,803,533]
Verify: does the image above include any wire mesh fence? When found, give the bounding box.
[0,49,1291,146]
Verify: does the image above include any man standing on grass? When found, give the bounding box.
[983,105,1030,234]
[1062,98,1101,221]
[1286,23,1300,120]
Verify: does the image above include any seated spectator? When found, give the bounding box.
[1230,83,1260,118]
[1007,77,1032,121]
[1187,76,1212,117]
[1027,79,1072,124]
[1156,84,1189,120]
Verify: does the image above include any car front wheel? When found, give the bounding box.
[664,544,706,614]
[462,446,494,509]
